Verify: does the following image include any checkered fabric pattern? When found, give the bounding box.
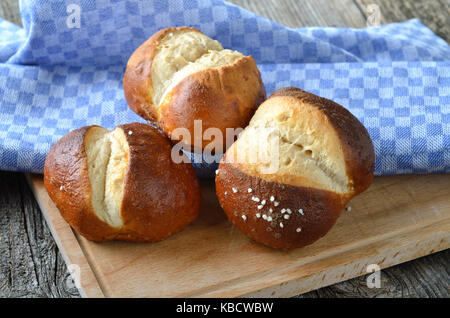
[0,0,449,176]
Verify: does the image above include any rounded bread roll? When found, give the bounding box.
[215,87,375,249]
[123,26,266,152]
[44,123,201,242]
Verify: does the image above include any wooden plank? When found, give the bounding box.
[217,220,449,297]
[0,171,81,297]
[1,0,449,298]
[227,0,368,28]
[26,175,105,298]
[28,174,450,298]
[0,0,20,26]
[355,0,450,42]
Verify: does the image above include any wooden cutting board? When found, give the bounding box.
[27,173,450,298]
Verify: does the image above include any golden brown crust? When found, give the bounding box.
[44,126,119,241]
[123,26,199,122]
[216,161,346,249]
[123,26,266,153]
[215,87,375,249]
[160,55,266,151]
[44,123,201,242]
[118,123,201,242]
[270,87,375,195]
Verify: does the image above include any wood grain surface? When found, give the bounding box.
[0,0,449,298]
[28,173,450,298]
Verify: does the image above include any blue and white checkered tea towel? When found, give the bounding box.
[0,0,449,175]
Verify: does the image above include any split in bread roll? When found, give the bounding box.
[123,26,266,152]
[44,123,201,242]
[215,87,375,249]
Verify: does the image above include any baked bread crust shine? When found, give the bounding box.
[215,87,375,249]
[216,163,344,249]
[44,123,201,242]
[123,26,266,152]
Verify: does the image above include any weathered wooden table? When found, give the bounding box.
[0,0,449,298]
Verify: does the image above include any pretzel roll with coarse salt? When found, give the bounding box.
[215,87,375,249]
[123,26,266,153]
[44,123,201,242]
